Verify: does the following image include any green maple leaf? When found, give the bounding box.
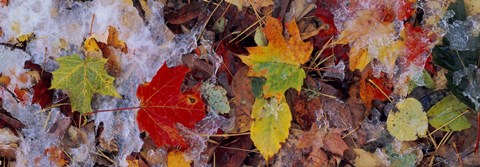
[50,54,120,114]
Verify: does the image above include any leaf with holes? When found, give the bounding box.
[136,63,205,148]
[50,54,120,114]
[239,16,313,99]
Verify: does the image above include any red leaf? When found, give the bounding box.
[24,61,54,108]
[359,67,393,110]
[136,63,206,148]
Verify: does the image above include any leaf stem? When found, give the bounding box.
[84,106,142,116]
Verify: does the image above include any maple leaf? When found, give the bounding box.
[250,98,291,160]
[50,54,120,114]
[24,61,54,108]
[239,16,313,99]
[136,63,205,148]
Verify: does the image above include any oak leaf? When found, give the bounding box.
[239,17,313,99]
[136,63,205,148]
[250,98,291,160]
[50,54,120,114]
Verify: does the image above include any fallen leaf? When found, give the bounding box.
[136,63,205,148]
[50,54,120,114]
[427,94,471,131]
[239,16,313,99]
[359,66,393,111]
[166,2,204,24]
[214,135,253,167]
[353,149,383,167]
[250,98,291,160]
[42,146,69,167]
[0,0,7,7]
[24,61,54,108]
[387,98,428,141]
[231,67,254,133]
[167,150,191,167]
[225,0,273,11]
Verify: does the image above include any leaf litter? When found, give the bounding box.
[1,0,480,166]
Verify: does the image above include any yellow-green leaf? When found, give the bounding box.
[239,16,313,99]
[427,94,471,131]
[387,98,428,141]
[51,54,120,114]
[250,98,291,160]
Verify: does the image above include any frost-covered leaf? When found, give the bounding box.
[387,98,428,141]
[432,45,480,110]
[167,150,191,167]
[427,94,471,131]
[136,63,205,148]
[201,82,230,114]
[50,54,120,114]
[250,98,291,160]
[239,16,313,99]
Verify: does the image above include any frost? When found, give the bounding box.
[0,0,203,165]
[454,64,480,111]
[324,60,345,80]
[445,20,479,51]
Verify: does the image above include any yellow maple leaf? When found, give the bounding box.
[250,98,291,161]
[239,16,313,99]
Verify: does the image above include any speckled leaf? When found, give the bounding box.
[50,54,120,114]
[387,98,428,141]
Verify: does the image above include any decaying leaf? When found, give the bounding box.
[232,67,254,133]
[427,94,471,131]
[239,16,313,99]
[250,98,291,160]
[50,54,120,114]
[201,82,230,114]
[387,98,428,141]
[136,63,205,148]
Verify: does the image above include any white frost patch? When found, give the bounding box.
[1,0,202,166]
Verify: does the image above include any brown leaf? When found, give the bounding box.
[231,66,254,133]
[0,0,7,7]
[42,146,69,167]
[214,135,253,167]
[166,2,204,24]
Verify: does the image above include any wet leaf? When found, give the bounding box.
[427,94,471,131]
[50,54,120,114]
[359,67,393,110]
[250,98,291,160]
[239,16,313,99]
[387,98,428,141]
[136,63,205,148]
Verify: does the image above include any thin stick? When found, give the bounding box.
[303,88,337,99]
[89,14,95,36]
[202,132,250,137]
[84,106,142,116]
[430,110,470,134]
[199,0,224,41]
[36,103,71,113]
[368,79,393,103]
[218,146,260,153]
[228,11,272,43]
[342,126,360,139]
[453,142,464,167]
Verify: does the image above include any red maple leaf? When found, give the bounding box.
[136,63,205,148]
[24,61,54,108]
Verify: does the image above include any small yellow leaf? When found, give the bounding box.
[250,98,291,160]
[349,47,370,71]
[167,150,191,167]
[387,98,428,141]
